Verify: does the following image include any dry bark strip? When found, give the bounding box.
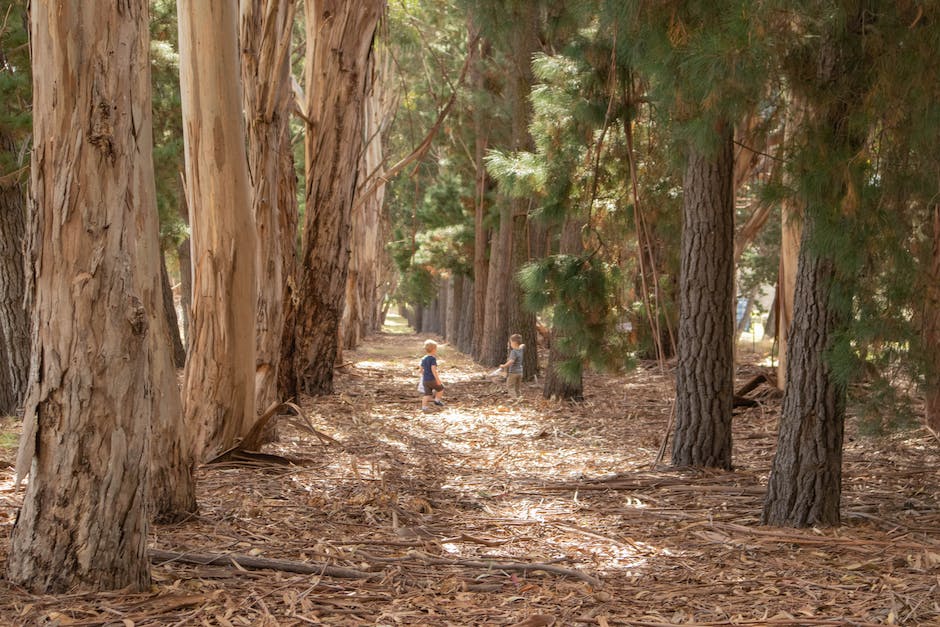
[149,549,379,580]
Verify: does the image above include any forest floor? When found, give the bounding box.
[1,316,939,626]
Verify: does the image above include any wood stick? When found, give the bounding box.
[149,549,379,580]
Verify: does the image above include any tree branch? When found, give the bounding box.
[149,549,379,580]
[351,32,481,214]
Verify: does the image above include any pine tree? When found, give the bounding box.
[763,2,884,526]
[608,1,771,468]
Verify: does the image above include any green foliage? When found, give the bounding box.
[382,0,940,434]
[387,167,474,305]
[0,0,31,177]
[149,0,188,248]
[605,0,774,155]
[383,0,482,306]
[520,254,632,382]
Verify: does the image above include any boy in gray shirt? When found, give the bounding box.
[499,333,525,397]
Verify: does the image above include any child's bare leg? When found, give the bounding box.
[422,394,432,409]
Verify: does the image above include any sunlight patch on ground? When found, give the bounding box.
[463,496,661,572]
[354,360,392,369]
[382,311,413,335]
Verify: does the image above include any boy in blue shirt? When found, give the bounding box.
[420,339,445,411]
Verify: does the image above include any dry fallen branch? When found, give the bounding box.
[206,401,337,464]
[149,549,379,580]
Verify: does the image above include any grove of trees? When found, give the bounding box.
[0,0,937,594]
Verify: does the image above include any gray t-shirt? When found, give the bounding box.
[507,346,524,374]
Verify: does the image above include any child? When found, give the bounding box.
[499,333,525,398]
[420,339,445,411]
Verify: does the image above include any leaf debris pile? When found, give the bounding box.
[0,331,938,625]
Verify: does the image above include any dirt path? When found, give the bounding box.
[1,326,939,625]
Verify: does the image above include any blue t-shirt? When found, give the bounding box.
[421,354,437,381]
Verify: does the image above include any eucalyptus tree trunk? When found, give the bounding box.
[506,70,538,379]
[510,209,538,379]
[240,0,297,416]
[292,0,384,395]
[160,247,186,368]
[8,0,169,591]
[177,237,192,348]
[458,276,474,352]
[178,0,256,459]
[470,29,491,360]
[149,244,196,523]
[773,106,804,391]
[444,277,458,341]
[343,66,388,351]
[671,126,735,470]
[0,133,28,415]
[480,6,539,369]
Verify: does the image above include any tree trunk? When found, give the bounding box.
[457,276,474,353]
[177,237,192,349]
[0,133,29,416]
[276,137,299,403]
[439,280,450,339]
[151,238,197,522]
[178,0,257,460]
[160,247,186,368]
[925,204,940,432]
[762,218,845,526]
[240,0,297,417]
[470,29,491,361]
[762,19,868,527]
[291,0,383,396]
[9,0,164,591]
[479,207,512,366]
[672,126,735,470]
[445,277,458,342]
[543,218,585,401]
[343,53,390,351]
[510,211,539,380]
[775,97,804,390]
[482,5,540,371]
[149,245,197,523]
[775,202,802,390]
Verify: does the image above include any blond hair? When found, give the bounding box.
[424,339,438,353]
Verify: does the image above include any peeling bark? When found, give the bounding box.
[178,0,257,459]
[291,0,384,395]
[9,0,172,591]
